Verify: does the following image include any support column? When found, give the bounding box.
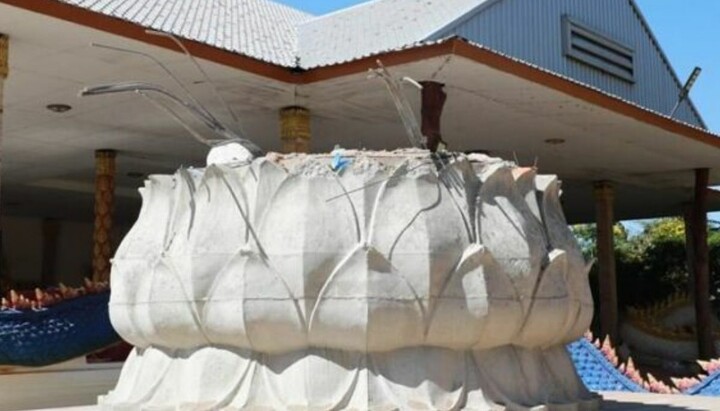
[683,203,696,296]
[0,34,8,285]
[594,181,618,343]
[279,106,311,153]
[692,168,714,359]
[419,81,447,152]
[92,149,116,283]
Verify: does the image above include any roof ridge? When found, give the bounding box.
[295,0,486,68]
[254,0,315,18]
[297,0,380,26]
[271,0,314,20]
[423,0,499,40]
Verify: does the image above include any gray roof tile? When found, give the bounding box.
[59,0,488,68]
[58,0,313,66]
[296,0,489,68]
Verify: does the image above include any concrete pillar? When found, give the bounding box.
[279,106,311,153]
[0,34,8,285]
[594,181,618,343]
[692,168,714,359]
[92,149,116,283]
[419,81,447,152]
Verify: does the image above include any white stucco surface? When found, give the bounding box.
[101,149,597,410]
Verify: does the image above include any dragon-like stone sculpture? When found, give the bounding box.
[622,292,720,364]
[100,148,598,410]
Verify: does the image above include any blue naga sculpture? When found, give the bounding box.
[0,284,120,367]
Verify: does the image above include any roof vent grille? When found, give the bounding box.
[562,16,635,83]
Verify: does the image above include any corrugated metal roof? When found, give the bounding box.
[296,0,491,68]
[58,0,313,66]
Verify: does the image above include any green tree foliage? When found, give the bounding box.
[571,218,720,311]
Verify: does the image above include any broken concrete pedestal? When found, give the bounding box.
[102,149,599,410]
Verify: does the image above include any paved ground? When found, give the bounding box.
[600,392,720,410]
[24,408,95,411]
[22,393,720,410]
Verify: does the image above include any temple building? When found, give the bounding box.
[0,0,719,385]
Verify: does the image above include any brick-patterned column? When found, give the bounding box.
[279,106,311,153]
[0,34,9,285]
[92,149,116,283]
[594,181,618,343]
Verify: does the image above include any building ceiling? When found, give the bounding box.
[1,4,296,222]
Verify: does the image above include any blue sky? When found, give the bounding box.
[277,0,359,14]
[635,0,720,131]
[278,0,720,132]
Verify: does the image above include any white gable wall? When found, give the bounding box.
[430,0,704,127]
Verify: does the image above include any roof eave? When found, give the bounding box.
[447,39,720,150]
[0,0,300,82]
[302,38,720,153]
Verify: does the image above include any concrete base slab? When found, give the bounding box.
[24,408,95,411]
[0,358,121,411]
[21,393,720,411]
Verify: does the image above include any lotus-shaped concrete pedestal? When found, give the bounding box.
[102,149,598,410]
